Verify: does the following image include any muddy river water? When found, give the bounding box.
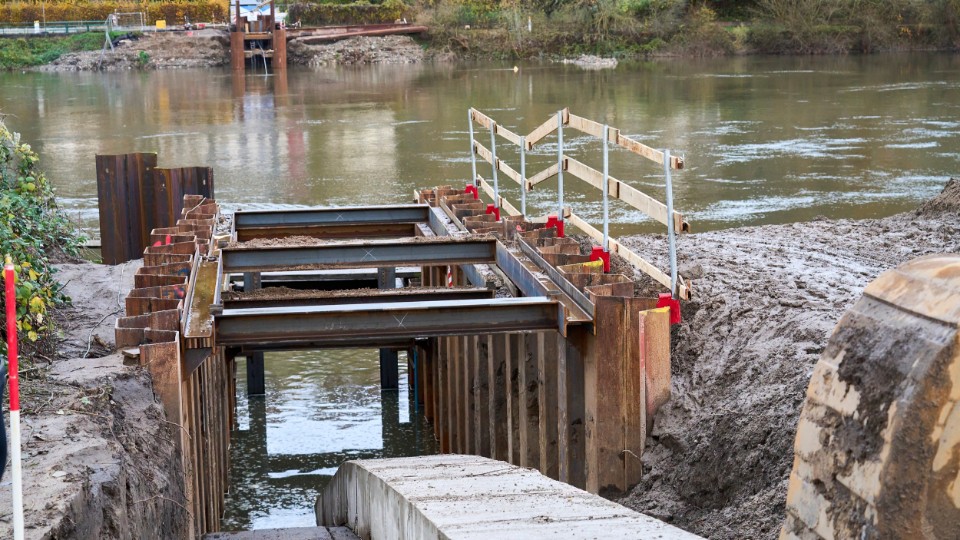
[1,53,958,529]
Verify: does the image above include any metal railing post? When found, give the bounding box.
[520,135,527,217]
[556,110,564,224]
[489,122,499,209]
[467,108,477,186]
[664,149,678,297]
[602,124,610,253]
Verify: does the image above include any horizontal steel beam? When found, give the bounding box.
[216,297,562,347]
[517,237,595,318]
[236,338,417,353]
[222,287,495,309]
[236,222,420,242]
[494,241,592,331]
[221,238,497,273]
[234,204,431,229]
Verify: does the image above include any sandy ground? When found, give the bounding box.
[0,260,188,538]
[288,35,425,66]
[617,179,960,538]
[40,30,230,72]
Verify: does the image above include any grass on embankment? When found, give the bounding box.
[0,32,123,69]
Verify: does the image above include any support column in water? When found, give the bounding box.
[243,271,266,396]
[378,267,399,390]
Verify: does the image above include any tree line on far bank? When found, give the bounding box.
[1,1,958,56]
[411,0,960,56]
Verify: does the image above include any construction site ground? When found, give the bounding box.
[618,179,960,538]
[0,180,956,538]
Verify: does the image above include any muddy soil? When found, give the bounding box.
[40,30,230,72]
[617,179,960,539]
[0,260,188,538]
[288,35,424,67]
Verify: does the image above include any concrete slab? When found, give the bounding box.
[316,455,701,539]
[203,526,358,540]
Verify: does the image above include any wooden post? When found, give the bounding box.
[507,333,522,464]
[489,334,509,462]
[474,335,491,457]
[562,326,588,489]
[462,336,474,455]
[437,338,450,453]
[446,337,458,453]
[538,331,560,480]
[519,332,541,469]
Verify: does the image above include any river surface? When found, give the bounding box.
[2,54,959,530]
[1,53,958,238]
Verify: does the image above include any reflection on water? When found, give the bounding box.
[221,349,437,531]
[2,53,959,237]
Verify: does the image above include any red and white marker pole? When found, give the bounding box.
[4,257,25,540]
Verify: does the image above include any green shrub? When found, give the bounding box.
[0,1,229,24]
[0,119,84,354]
[670,5,734,56]
[286,0,410,26]
[0,32,122,69]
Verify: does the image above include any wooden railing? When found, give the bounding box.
[467,107,692,300]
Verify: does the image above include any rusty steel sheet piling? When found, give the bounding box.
[96,152,214,265]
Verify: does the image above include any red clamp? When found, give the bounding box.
[485,204,500,221]
[589,246,610,273]
[464,184,479,200]
[545,215,565,237]
[657,293,682,325]
[152,234,173,247]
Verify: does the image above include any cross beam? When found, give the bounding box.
[221,287,495,309]
[233,204,431,228]
[215,297,561,347]
[221,238,497,273]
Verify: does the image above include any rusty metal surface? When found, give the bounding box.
[216,297,561,347]
[96,153,214,265]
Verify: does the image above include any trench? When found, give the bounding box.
[221,350,438,530]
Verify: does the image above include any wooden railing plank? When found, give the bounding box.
[526,162,561,189]
[525,108,567,148]
[564,156,685,231]
[477,175,522,217]
[567,212,691,300]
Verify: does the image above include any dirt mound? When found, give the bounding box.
[288,35,424,67]
[617,181,960,539]
[40,30,230,72]
[916,177,960,216]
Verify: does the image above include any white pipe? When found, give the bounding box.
[489,122,499,209]
[664,149,677,297]
[556,110,564,222]
[11,409,24,540]
[467,109,477,186]
[520,135,527,217]
[602,124,610,252]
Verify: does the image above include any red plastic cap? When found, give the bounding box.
[485,204,500,221]
[589,246,610,273]
[657,293,682,325]
[464,184,479,200]
[545,215,565,238]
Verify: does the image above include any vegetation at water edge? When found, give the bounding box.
[0,118,84,357]
[0,32,125,69]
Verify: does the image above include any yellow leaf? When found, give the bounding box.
[28,331,38,342]
[28,269,38,281]
[20,261,31,269]
[29,296,44,312]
